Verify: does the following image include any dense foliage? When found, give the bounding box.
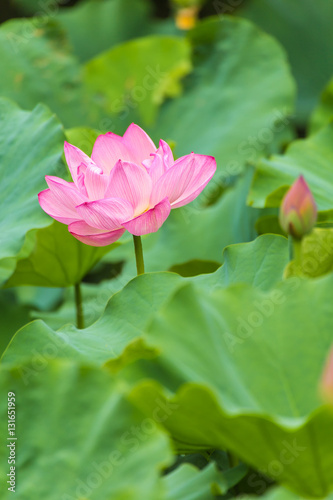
[1,1,333,499]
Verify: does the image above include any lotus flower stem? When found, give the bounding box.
[74,282,84,329]
[133,235,145,275]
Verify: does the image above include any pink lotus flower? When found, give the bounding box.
[279,175,317,239]
[38,124,216,246]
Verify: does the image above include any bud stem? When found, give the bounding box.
[289,236,303,274]
[133,235,145,276]
[292,237,302,263]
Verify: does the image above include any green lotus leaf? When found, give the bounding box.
[284,228,333,280]
[30,279,126,330]
[0,18,91,128]
[309,77,333,134]
[4,221,117,288]
[0,99,66,286]
[151,16,295,175]
[11,0,46,15]
[239,0,333,125]
[84,35,192,126]
[0,360,171,499]
[243,485,333,500]
[1,272,183,369]
[2,234,289,369]
[65,127,101,156]
[128,275,333,497]
[0,291,30,357]
[58,0,152,62]
[163,463,230,500]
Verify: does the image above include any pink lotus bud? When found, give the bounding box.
[320,347,333,405]
[279,176,317,239]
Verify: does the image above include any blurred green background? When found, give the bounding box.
[1,0,333,351]
[1,2,333,499]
